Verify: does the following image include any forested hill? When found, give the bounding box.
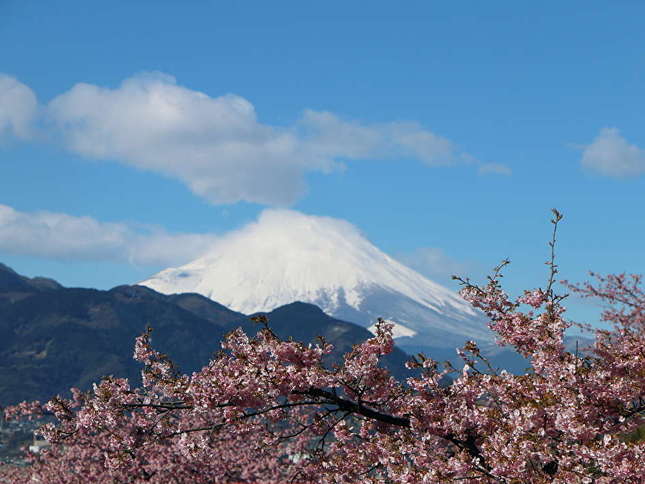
[0,264,411,406]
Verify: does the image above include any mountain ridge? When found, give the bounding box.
[0,263,412,405]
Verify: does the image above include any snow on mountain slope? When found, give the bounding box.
[139,210,494,348]
[368,320,417,339]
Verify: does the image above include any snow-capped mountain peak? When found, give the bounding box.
[140,210,493,348]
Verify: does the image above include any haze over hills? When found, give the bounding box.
[140,210,496,353]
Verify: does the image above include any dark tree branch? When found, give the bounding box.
[295,388,410,427]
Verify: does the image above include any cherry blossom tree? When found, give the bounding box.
[3,210,644,483]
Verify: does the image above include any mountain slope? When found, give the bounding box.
[0,282,231,405]
[0,264,413,405]
[140,210,494,350]
[0,263,62,293]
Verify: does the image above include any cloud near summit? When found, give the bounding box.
[0,205,368,267]
[0,204,477,292]
[6,72,506,206]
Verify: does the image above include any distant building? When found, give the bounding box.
[28,433,50,454]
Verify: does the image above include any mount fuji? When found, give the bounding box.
[139,210,495,353]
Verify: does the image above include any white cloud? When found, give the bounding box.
[0,74,37,139]
[298,110,457,165]
[396,247,478,284]
[47,73,318,206]
[0,204,218,265]
[0,72,506,205]
[45,73,489,205]
[581,128,645,177]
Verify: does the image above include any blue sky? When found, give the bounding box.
[1,1,644,327]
